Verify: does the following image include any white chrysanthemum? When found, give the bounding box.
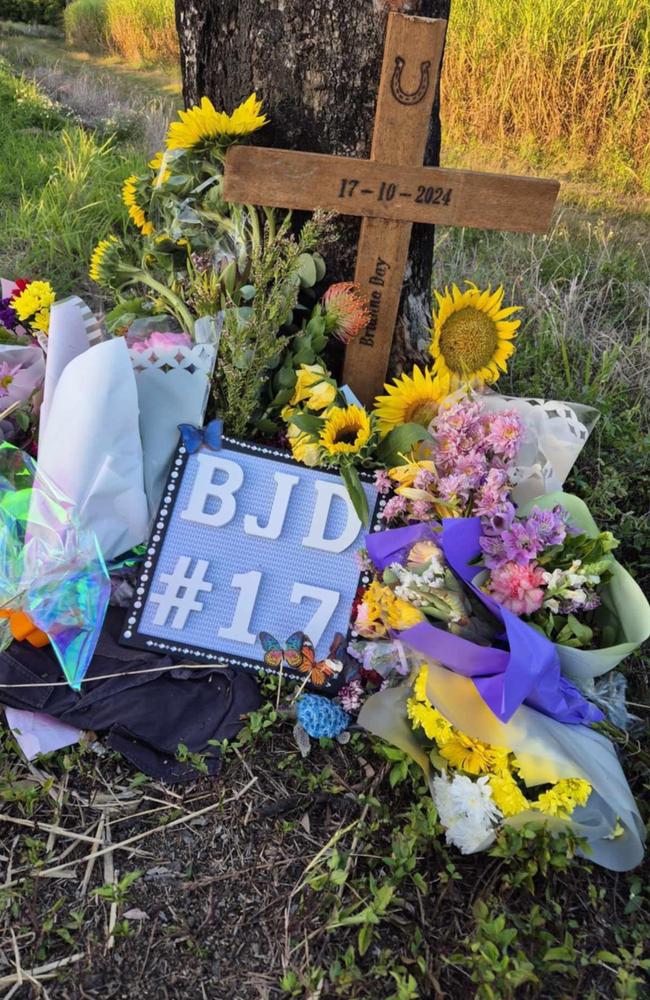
[449,774,502,824]
[432,774,459,828]
[446,817,498,854]
[432,774,503,854]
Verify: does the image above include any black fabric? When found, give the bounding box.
[0,607,262,781]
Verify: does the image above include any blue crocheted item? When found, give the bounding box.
[296,695,350,739]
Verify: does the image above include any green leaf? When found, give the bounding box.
[341,463,369,525]
[313,252,327,282]
[297,253,317,287]
[376,423,432,467]
[289,412,323,436]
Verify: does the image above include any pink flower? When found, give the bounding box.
[374,469,392,494]
[486,410,524,459]
[410,499,434,520]
[338,679,364,713]
[381,495,408,522]
[129,331,192,353]
[0,346,44,409]
[488,561,547,615]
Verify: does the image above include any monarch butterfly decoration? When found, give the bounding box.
[258,630,344,687]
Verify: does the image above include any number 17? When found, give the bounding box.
[338,178,359,198]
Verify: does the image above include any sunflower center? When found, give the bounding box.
[439,307,498,374]
[404,398,439,427]
[334,425,359,445]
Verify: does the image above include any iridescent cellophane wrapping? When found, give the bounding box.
[0,442,110,690]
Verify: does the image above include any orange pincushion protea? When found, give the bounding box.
[321,282,371,343]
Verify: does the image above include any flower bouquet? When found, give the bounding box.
[479,492,650,680]
[359,659,645,871]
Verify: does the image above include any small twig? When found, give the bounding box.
[6,776,258,886]
[0,812,105,845]
[0,952,84,988]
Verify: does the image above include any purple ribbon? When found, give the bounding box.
[366,520,603,725]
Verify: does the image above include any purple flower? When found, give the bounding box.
[413,468,436,490]
[0,298,18,331]
[502,520,544,564]
[481,502,516,536]
[438,472,471,502]
[411,499,434,520]
[479,533,508,569]
[381,495,408,522]
[374,469,392,494]
[526,505,568,547]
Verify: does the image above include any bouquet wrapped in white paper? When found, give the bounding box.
[359,660,644,871]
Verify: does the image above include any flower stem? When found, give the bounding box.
[127,272,195,336]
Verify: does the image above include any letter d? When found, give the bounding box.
[302,480,363,554]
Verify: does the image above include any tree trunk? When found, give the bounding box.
[175,0,451,370]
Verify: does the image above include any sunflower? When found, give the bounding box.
[122,175,154,235]
[166,93,267,151]
[149,150,171,187]
[320,405,372,458]
[89,235,122,286]
[430,281,521,391]
[374,364,446,436]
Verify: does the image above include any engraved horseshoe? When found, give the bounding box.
[391,56,431,106]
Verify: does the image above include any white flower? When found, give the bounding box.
[446,817,497,854]
[431,773,503,854]
[432,773,458,827]
[448,774,502,825]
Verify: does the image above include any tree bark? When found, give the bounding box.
[175,0,451,369]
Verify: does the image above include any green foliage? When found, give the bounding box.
[447,900,539,999]
[63,0,108,53]
[0,0,66,26]
[215,213,331,437]
[0,58,145,296]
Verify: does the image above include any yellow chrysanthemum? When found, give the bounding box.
[533,778,592,818]
[412,664,430,703]
[320,405,372,457]
[290,364,337,412]
[388,459,436,490]
[489,772,530,817]
[438,732,511,776]
[122,175,154,235]
[166,93,268,151]
[149,151,171,186]
[89,235,121,285]
[374,365,446,436]
[430,281,521,392]
[407,700,455,744]
[12,280,56,336]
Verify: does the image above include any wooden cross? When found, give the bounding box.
[223,12,559,405]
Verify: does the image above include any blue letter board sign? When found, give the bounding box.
[121,436,381,690]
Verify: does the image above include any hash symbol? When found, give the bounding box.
[150,556,213,629]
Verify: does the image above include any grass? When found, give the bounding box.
[0,45,648,1000]
[0,55,167,299]
[64,0,178,66]
[443,0,650,204]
